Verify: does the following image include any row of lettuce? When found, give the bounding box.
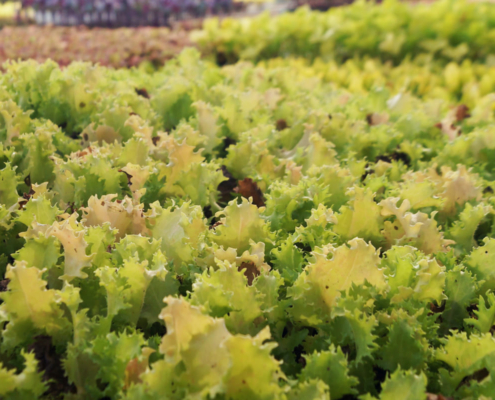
[194,0,495,65]
[3,0,495,71]
[1,49,495,399]
[0,25,192,69]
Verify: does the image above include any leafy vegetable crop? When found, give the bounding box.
[1,43,495,399]
[0,25,192,68]
[194,0,495,65]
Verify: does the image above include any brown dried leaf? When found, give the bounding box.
[234,178,265,207]
[209,221,223,230]
[366,112,389,126]
[124,348,155,390]
[276,119,288,131]
[434,122,460,141]
[152,136,161,146]
[238,262,260,286]
[455,104,471,122]
[135,88,150,99]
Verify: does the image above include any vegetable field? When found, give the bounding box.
[0,25,192,68]
[1,1,495,399]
